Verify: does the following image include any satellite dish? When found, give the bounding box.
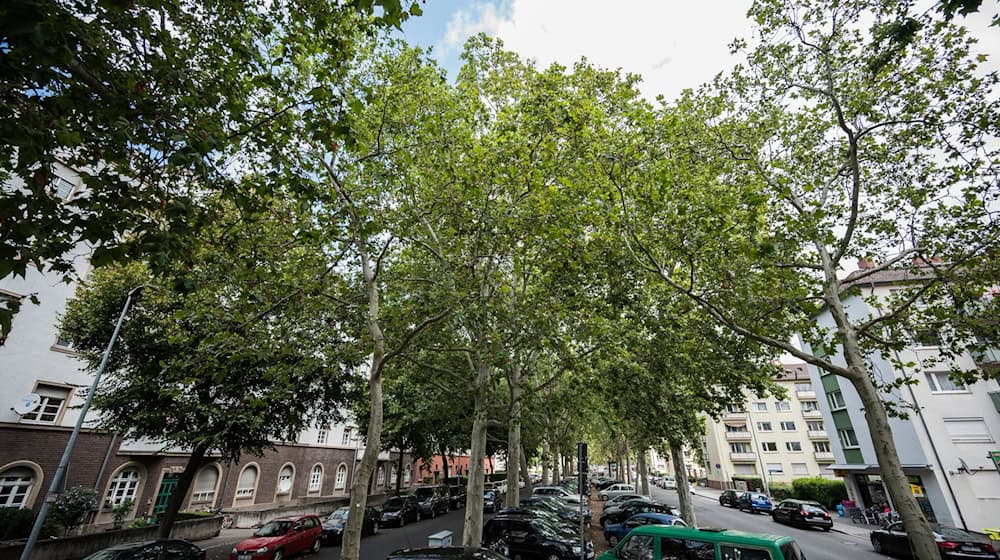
[14,393,41,415]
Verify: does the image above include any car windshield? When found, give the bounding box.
[415,488,435,500]
[328,508,349,521]
[254,520,292,537]
[752,494,769,501]
[485,491,494,498]
[384,497,404,508]
[780,541,805,560]
[533,521,562,539]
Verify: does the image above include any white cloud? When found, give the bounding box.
[438,2,513,55]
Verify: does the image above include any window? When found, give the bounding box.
[813,441,831,452]
[785,441,802,452]
[335,465,347,490]
[317,428,328,445]
[751,402,767,412]
[756,421,772,432]
[766,463,784,473]
[191,466,219,503]
[390,465,398,486]
[50,174,78,200]
[105,468,140,507]
[726,404,744,413]
[276,465,293,494]
[913,326,942,347]
[19,384,70,424]
[721,545,773,560]
[776,401,792,411]
[620,534,654,560]
[795,383,813,392]
[791,463,809,475]
[726,424,749,432]
[403,465,411,485]
[925,372,966,393]
[662,537,714,560]
[780,421,796,431]
[0,468,35,508]
[236,465,258,498]
[943,418,993,443]
[733,464,757,475]
[341,428,352,445]
[801,401,819,411]
[309,465,323,492]
[838,428,859,448]
[828,390,846,410]
[807,421,824,431]
[730,442,752,453]
[376,466,385,486]
[761,442,777,452]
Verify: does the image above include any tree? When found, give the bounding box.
[59,195,359,537]
[604,1,999,557]
[0,0,420,337]
[50,486,97,536]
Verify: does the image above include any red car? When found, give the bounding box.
[230,515,323,560]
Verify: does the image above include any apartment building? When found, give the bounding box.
[702,364,836,490]
[801,264,1000,533]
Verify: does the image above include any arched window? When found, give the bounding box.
[335,464,347,490]
[105,468,140,507]
[192,466,219,504]
[309,465,323,492]
[390,465,398,486]
[0,467,35,508]
[276,465,294,495]
[235,465,258,498]
[376,465,385,486]
[403,465,411,485]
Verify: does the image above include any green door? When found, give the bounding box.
[154,474,181,513]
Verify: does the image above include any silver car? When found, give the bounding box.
[598,483,638,501]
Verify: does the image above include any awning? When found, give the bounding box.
[828,464,875,471]
[828,464,932,476]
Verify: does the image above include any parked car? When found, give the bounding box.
[483,516,595,560]
[603,512,688,547]
[533,485,584,504]
[603,494,650,511]
[496,507,578,532]
[230,515,322,560]
[484,489,503,513]
[719,489,740,508]
[662,476,677,490]
[600,500,680,528]
[598,483,637,501]
[737,491,774,514]
[321,506,379,543]
[771,499,833,531]
[448,485,467,510]
[84,540,205,560]
[521,496,591,525]
[596,479,624,491]
[412,485,450,518]
[381,495,421,527]
[870,522,998,559]
[491,512,582,542]
[598,525,805,560]
[387,547,507,560]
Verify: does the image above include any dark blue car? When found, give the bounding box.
[603,512,687,547]
[737,492,774,514]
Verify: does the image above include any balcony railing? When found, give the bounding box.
[801,409,823,419]
[972,346,1000,368]
[814,451,835,461]
[723,411,748,422]
[730,452,758,462]
[725,431,752,441]
[796,390,817,400]
[807,430,829,439]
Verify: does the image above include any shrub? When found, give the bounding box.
[174,510,216,521]
[128,518,152,529]
[791,477,848,509]
[111,499,134,529]
[769,482,794,501]
[50,487,98,536]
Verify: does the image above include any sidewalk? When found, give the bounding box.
[195,528,255,551]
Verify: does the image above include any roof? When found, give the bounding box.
[629,525,793,545]
[841,267,934,289]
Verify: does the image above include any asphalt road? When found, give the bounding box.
[647,486,883,560]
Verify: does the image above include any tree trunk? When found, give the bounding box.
[638,450,649,496]
[520,444,533,495]
[395,449,404,495]
[671,446,696,525]
[552,447,561,484]
[624,442,632,485]
[156,444,207,538]
[442,445,450,484]
[505,361,522,507]
[541,439,550,485]
[462,361,491,547]
[341,246,386,560]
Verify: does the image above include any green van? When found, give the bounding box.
[596,525,806,560]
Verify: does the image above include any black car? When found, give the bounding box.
[599,500,679,528]
[871,522,998,559]
[521,497,591,525]
[449,485,467,510]
[771,499,833,531]
[381,495,421,526]
[322,506,380,542]
[412,485,450,518]
[719,489,740,508]
[496,507,578,532]
[387,546,507,560]
[595,479,623,491]
[82,540,204,560]
[485,489,504,513]
[483,517,595,560]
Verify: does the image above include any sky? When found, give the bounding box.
[398,0,1000,102]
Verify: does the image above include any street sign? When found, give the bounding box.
[13,394,40,415]
[910,484,925,497]
[577,442,588,495]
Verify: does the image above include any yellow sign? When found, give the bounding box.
[910,484,925,497]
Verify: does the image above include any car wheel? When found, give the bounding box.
[822,527,830,532]
[311,538,321,554]
[608,535,620,547]
[871,535,884,555]
[600,495,608,501]
[273,550,284,560]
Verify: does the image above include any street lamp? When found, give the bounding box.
[20,286,146,560]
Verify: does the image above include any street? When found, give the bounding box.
[647,485,883,560]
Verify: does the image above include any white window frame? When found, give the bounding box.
[801,401,820,411]
[403,465,411,485]
[785,441,803,452]
[791,463,809,475]
[19,383,71,425]
[751,402,768,412]
[390,465,398,485]
[317,429,328,445]
[761,442,778,453]
[780,421,797,432]
[105,468,140,507]
[376,466,386,486]
[341,428,352,446]
[766,463,784,474]
[838,428,860,449]
[806,421,824,431]
[924,372,968,394]
[191,465,220,503]
[335,464,348,490]
[813,441,831,453]
[276,465,294,495]
[828,390,846,411]
[776,400,792,412]
[756,422,772,432]
[943,418,994,443]
[309,465,323,492]
[730,442,752,453]
[235,465,258,498]
[0,470,34,508]
[794,383,813,392]
[49,173,79,200]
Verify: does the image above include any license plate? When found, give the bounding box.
[960,545,980,552]
[238,555,252,560]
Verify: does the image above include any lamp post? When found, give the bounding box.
[20,286,145,560]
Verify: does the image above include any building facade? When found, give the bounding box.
[801,265,1000,533]
[702,364,836,490]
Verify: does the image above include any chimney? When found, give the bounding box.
[858,258,876,270]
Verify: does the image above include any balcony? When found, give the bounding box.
[723,411,748,423]
[814,451,835,462]
[796,390,817,400]
[801,409,823,419]
[730,452,758,463]
[972,346,1000,369]
[725,431,752,441]
[807,430,829,439]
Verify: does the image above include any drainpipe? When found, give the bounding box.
[93,432,118,493]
